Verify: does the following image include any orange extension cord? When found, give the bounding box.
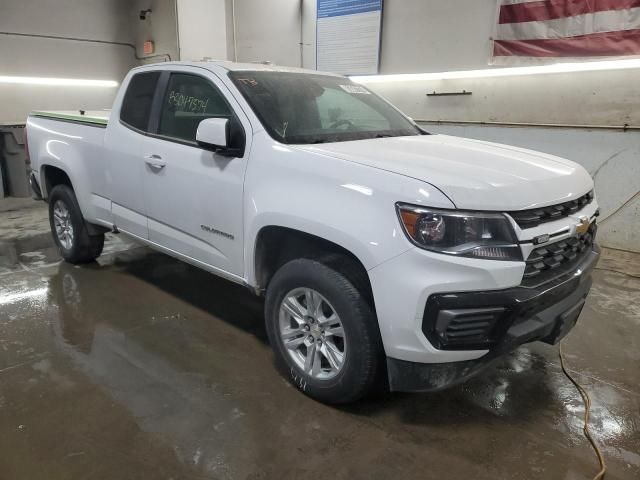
[559,341,607,480]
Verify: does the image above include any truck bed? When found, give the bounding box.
[31,110,110,127]
[27,110,111,225]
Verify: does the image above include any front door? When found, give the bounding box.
[142,71,249,277]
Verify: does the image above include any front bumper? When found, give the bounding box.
[386,243,599,392]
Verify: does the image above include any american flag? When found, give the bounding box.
[492,0,640,62]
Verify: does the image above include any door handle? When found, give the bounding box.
[144,154,166,170]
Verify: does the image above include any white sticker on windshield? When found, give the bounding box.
[339,84,371,94]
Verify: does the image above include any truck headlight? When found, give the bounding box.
[396,203,522,261]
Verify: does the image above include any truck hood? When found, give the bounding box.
[296,134,593,211]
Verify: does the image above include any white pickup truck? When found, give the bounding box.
[26,61,599,404]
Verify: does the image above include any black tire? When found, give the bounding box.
[48,185,104,264]
[265,257,383,404]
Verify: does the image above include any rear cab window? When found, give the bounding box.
[120,71,161,131]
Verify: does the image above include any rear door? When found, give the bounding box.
[106,71,161,238]
[141,69,250,277]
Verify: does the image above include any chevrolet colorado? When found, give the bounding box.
[26,61,599,404]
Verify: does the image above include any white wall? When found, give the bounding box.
[378,0,496,74]
[132,0,303,67]
[0,0,138,123]
[176,0,227,61]
[233,0,302,66]
[301,0,316,69]
[365,69,640,127]
[133,0,179,64]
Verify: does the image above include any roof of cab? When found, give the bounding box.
[135,60,344,77]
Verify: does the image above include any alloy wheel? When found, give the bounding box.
[278,287,347,380]
[53,200,74,250]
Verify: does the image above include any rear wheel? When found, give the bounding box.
[48,185,104,264]
[265,257,383,404]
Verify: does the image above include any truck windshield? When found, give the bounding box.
[228,71,422,144]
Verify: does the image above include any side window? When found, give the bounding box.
[120,71,160,131]
[158,73,232,142]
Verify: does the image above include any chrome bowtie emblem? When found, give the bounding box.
[575,216,590,235]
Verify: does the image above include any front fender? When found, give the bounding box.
[247,212,380,282]
[243,134,455,286]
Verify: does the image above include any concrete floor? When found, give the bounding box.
[0,198,50,267]
[0,234,638,479]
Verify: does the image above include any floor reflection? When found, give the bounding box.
[46,261,261,478]
[0,246,635,479]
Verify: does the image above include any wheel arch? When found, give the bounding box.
[41,165,107,236]
[41,164,74,199]
[251,224,375,307]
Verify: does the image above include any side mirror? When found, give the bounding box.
[196,118,229,151]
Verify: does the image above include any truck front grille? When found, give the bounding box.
[523,225,596,285]
[509,190,594,229]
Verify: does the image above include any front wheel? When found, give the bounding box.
[265,258,383,404]
[48,185,104,264]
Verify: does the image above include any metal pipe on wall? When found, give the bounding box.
[0,31,172,62]
[299,0,304,67]
[174,0,181,60]
[232,0,238,62]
